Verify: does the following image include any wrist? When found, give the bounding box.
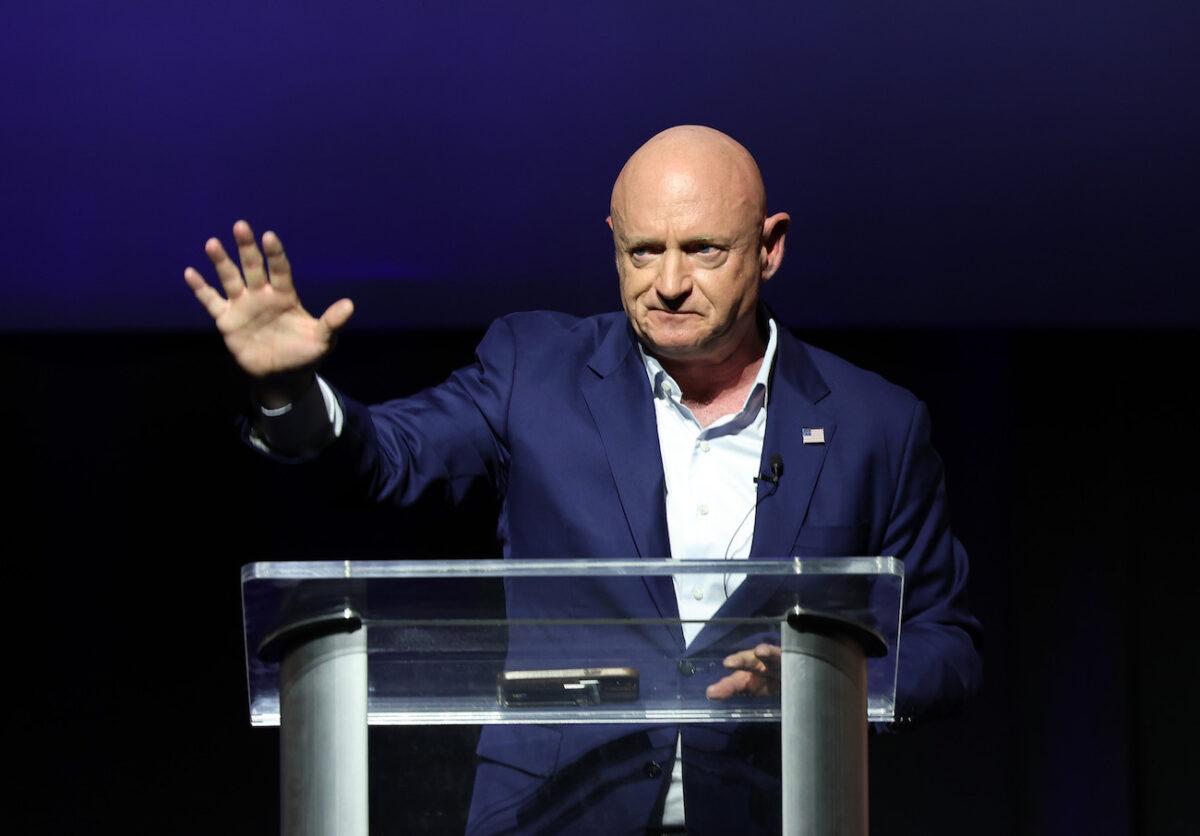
[253,371,317,410]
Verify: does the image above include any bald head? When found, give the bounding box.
[606,126,790,370]
[610,125,767,231]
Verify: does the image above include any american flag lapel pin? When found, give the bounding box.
[802,427,825,445]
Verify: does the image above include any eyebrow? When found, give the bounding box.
[623,237,660,251]
[622,235,728,250]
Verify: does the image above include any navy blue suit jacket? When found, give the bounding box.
[318,310,981,834]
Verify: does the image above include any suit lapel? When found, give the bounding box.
[750,326,835,559]
[579,321,680,632]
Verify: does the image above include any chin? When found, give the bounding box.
[635,314,715,357]
[641,335,710,360]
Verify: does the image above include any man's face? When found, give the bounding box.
[609,167,767,363]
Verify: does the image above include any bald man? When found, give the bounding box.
[187,126,981,834]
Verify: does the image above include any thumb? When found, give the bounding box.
[319,298,355,333]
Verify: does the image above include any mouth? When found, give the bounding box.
[646,308,699,317]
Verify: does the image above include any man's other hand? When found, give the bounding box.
[183,220,354,407]
[705,643,781,699]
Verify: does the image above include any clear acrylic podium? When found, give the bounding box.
[242,558,903,835]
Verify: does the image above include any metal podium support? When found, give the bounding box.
[781,609,886,836]
[263,610,369,836]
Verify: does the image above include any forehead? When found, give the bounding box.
[614,165,759,241]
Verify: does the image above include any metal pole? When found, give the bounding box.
[278,621,369,836]
[780,615,871,836]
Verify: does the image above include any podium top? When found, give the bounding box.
[242,556,901,581]
[241,557,904,726]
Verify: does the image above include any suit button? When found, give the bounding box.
[644,760,662,778]
[678,660,696,677]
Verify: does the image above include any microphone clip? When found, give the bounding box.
[753,454,784,487]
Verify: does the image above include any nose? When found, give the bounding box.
[654,249,692,309]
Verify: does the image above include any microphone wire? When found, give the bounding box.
[721,455,783,597]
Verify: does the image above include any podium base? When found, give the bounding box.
[278,616,369,836]
[781,612,874,836]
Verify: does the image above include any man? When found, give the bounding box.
[185,126,981,834]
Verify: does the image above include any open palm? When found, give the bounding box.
[184,220,353,399]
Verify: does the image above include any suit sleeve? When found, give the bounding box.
[883,400,983,725]
[314,317,516,508]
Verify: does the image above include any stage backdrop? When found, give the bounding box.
[2,0,1197,331]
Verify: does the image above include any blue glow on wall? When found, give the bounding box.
[2,1,1197,330]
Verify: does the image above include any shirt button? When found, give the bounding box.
[645,760,663,778]
[691,587,704,601]
[677,660,696,677]
[700,441,711,452]
[698,504,709,516]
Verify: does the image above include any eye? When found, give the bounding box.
[628,244,661,266]
[687,242,726,260]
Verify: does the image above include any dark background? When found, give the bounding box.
[5,1,1198,833]
[8,326,1196,834]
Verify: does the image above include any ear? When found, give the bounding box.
[759,212,790,281]
[607,215,624,272]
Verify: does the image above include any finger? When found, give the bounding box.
[183,267,228,319]
[319,298,355,334]
[706,670,754,700]
[261,230,294,294]
[204,237,245,299]
[753,644,782,671]
[723,649,766,672]
[232,219,268,289]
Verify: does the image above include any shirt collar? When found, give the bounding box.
[637,317,779,409]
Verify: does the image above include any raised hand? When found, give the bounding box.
[705,643,781,700]
[184,220,353,406]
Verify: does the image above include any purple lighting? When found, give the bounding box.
[2,1,1197,330]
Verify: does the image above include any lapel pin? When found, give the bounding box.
[802,427,825,445]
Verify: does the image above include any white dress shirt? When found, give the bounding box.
[638,319,778,826]
[639,319,778,645]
